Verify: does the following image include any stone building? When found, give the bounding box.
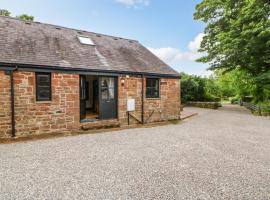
[0,16,180,138]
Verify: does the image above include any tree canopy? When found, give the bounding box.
[180,73,221,103]
[0,9,10,16]
[194,0,270,102]
[0,9,34,21]
[16,14,34,21]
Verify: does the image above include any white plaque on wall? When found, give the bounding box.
[127,99,135,112]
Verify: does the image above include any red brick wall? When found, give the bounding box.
[0,71,80,137]
[0,71,11,137]
[118,76,180,125]
[118,76,143,124]
[0,71,180,138]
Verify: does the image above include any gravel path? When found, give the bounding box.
[0,105,270,200]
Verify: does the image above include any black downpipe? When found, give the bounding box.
[141,74,144,124]
[127,111,130,125]
[10,68,17,137]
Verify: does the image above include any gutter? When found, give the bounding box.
[0,62,180,79]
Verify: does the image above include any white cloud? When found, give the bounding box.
[148,33,210,75]
[147,47,182,63]
[148,33,205,64]
[188,33,204,52]
[115,0,150,7]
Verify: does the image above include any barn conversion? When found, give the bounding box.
[0,16,181,138]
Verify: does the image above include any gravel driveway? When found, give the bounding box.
[1,105,270,200]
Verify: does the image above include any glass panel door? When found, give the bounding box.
[99,77,117,119]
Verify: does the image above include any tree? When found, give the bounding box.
[0,9,34,21]
[194,0,270,102]
[215,71,236,98]
[180,73,220,103]
[0,9,11,16]
[216,69,253,97]
[205,75,221,98]
[16,14,34,21]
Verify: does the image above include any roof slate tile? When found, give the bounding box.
[0,16,179,76]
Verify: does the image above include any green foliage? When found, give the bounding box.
[258,102,270,113]
[205,76,221,98]
[0,9,34,21]
[16,14,34,21]
[0,9,11,16]
[194,0,270,102]
[181,73,220,103]
[181,69,270,106]
[231,97,239,104]
[215,71,236,97]
[216,69,254,97]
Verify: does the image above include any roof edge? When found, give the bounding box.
[0,62,180,78]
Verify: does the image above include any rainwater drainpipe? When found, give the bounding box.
[141,74,144,124]
[9,66,18,137]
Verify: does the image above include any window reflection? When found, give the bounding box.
[101,77,115,100]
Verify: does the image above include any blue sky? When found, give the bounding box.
[0,0,209,75]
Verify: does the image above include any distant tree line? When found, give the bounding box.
[0,9,34,21]
[181,71,270,105]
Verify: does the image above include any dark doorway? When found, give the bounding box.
[80,75,117,121]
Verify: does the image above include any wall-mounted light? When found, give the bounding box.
[121,79,125,86]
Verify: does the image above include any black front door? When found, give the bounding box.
[80,75,87,120]
[99,77,117,119]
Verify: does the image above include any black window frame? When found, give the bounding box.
[36,72,52,101]
[146,78,160,98]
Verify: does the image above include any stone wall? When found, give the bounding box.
[0,71,80,137]
[0,71,11,137]
[118,76,180,125]
[0,71,180,138]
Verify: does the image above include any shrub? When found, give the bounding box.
[181,73,220,103]
[231,97,239,104]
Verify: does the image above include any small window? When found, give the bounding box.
[36,72,51,101]
[78,36,95,45]
[146,78,160,98]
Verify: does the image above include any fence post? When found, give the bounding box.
[258,105,261,116]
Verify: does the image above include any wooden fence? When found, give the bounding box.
[243,102,270,116]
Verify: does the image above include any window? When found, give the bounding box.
[146,78,160,98]
[78,36,95,46]
[101,77,115,100]
[36,72,51,101]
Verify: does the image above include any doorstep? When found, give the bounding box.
[80,119,120,131]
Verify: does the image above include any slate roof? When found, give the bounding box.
[0,16,179,77]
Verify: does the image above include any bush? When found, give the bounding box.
[231,97,239,104]
[181,73,221,103]
[258,102,270,115]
